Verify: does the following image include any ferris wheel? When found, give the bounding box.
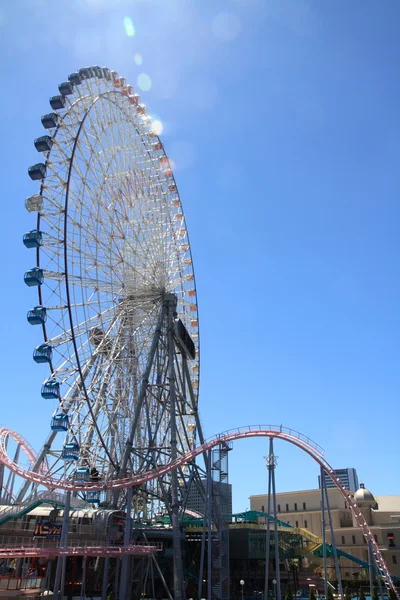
[20,66,201,511]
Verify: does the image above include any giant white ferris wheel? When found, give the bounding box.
[20,66,202,513]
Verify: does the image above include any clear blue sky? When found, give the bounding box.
[0,0,399,512]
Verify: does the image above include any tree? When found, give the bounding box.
[359,587,366,600]
[327,586,334,600]
[285,588,292,600]
[309,588,316,600]
[372,586,379,600]
[388,588,398,600]
[344,586,351,600]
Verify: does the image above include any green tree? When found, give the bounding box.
[359,587,366,600]
[309,588,316,600]
[344,586,351,600]
[372,586,379,600]
[285,588,292,600]
[327,586,334,600]
[388,588,398,600]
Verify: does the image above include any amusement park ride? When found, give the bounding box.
[0,66,397,599]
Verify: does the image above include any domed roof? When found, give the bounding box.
[354,483,376,506]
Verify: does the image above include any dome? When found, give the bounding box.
[354,483,376,506]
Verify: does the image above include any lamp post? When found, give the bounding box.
[240,579,245,600]
[272,579,277,600]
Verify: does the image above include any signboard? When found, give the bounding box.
[33,521,62,539]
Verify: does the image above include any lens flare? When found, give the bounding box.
[123,17,135,37]
[134,53,143,66]
[138,73,152,92]
[150,116,163,136]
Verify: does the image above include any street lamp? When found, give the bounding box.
[272,579,277,600]
[240,579,245,600]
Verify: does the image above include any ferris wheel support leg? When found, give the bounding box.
[320,467,328,600]
[101,556,110,600]
[119,485,133,600]
[53,490,71,600]
[167,294,185,600]
[115,304,166,507]
[5,443,20,504]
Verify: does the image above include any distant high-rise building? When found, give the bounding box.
[318,468,359,492]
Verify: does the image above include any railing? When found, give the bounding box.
[0,576,44,590]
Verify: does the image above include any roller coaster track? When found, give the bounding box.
[0,491,87,525]
[0,542,162,559]
[0,424,395,592]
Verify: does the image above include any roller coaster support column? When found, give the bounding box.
[207,449,212,600]
[167,294,184,600]
[321,473,344,600]
[368,540,385,600]
[368,540,374,598]
[53,490,71,600]
[320,467,328,600]
[264,438,281,600]
[119,485,133,599]
[264,441,272,600]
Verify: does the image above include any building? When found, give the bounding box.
[250,484,400,579]
[319,468,359,492]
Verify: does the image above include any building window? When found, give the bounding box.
[304,520,308,528]
[303,502,306,510]
[286,504,289,512]
[278,504,281,512]
[352,535,356,544]
[341,536,345,545]
[294,503,298,511]
[261,505,264,512]
[295,521,299,527]
[344,501,347,509]
[393,556,397,565]
[387,533,395,548]
[374,535,378,543]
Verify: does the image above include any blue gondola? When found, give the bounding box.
[34,136,53,152]
[41,113,59,129]
[58,81,74,96]
[85,491,100,504]
[27,306,47,325]
[68,72,82,85]
[61,443,79,461]
[79,66,92,79]
[51,414,69,432]
[41,378,59,399]
[23,230,43,249]
[28,163,46,181]
[24,268,44,287]
[92,66,103,78]
[33,344,52,364]
[102,67,111,80]
[49,95,65,110]
[74,467,90,482]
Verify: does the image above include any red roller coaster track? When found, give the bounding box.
[0,543,162,559]
[0,424,395,592]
